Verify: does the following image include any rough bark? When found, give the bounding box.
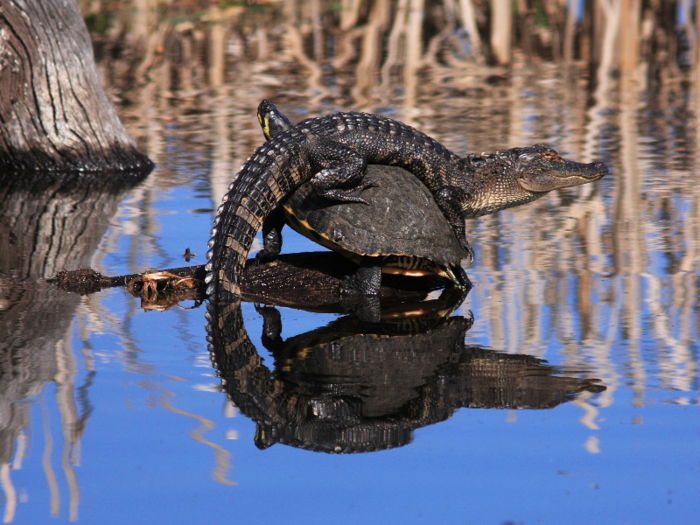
[0,0,153,172]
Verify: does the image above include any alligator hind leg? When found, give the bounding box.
[255,207,285,263]
[311,140,375,203]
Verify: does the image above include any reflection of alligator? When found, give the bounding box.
[207,302,605,454]
[206,101,608,301]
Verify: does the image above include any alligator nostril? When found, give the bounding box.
[594,161,609,174]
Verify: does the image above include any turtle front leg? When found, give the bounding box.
[340,261,382,296]
[255,207,285,263]
[434,185,475,262]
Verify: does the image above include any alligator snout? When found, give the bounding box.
[589,161,609,178]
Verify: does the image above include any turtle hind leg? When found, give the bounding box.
[340,262,382,296]
[255,207,285,263]
[340,263,382,321]
[254,305,284,351]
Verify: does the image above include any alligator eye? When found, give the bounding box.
[468,154,486,167]
[519,152,539,162]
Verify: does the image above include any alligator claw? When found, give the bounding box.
[255,250,277,264]
[320,179,378,204]
[461,238,475,263]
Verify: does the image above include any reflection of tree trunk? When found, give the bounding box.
[0,173,141,279]
[0,0,152,172]
[458,0,482,59]
[0,172,143,478]
[0,279,68,474]
[563,0,578,64]
[402,0,423,114]
[351,0,388,106]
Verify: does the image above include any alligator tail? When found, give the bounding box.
[205,139,305,301]
[206,302,279,425]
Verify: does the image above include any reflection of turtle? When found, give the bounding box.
[256,104,471,295]
[206,302,606,454]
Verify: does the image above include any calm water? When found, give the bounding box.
[2,4,700,523]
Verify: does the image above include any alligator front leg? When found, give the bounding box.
[310,139,375,203]
[435,185,475,262]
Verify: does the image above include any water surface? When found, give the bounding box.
[1,3,699,523]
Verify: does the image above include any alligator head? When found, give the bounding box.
[462,144,609,218]
[511,143,609,192]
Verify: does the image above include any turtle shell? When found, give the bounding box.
[282,164,469,281]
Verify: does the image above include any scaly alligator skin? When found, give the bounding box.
[206,101,608,301]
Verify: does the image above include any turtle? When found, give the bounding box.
[255,104,471,295]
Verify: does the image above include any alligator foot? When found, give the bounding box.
[462,240,475,263]
[449,227,474,263]
[316,178,377,204]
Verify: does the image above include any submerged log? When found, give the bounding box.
[0,0,152,172]
[49,252,460,312]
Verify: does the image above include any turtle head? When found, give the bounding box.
[257,100,294,140]
[254,422,278,450]
[511,144,608,192]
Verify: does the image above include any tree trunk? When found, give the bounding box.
[0,0,153,172]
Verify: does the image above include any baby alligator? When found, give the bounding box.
[206,101,608,301]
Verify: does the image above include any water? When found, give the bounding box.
[2,3,700,523]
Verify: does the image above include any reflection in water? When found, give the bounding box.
[0,171,148,521]
[0,1,696,521]
[149,383,236,486]
[87,1,700,409]
[207,300,605,454]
